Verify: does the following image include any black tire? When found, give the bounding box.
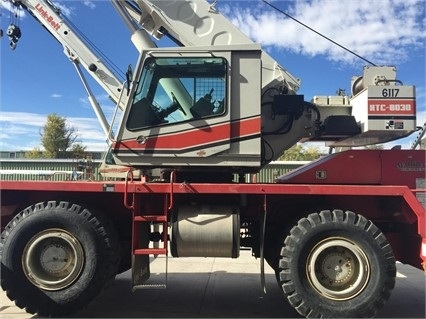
[279,210,396,318]
[0,201,120,317]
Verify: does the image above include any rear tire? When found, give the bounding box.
[0,201,120,317]
[279,210,396,318]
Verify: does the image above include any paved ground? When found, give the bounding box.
[1,250,425,318]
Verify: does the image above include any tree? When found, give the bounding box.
[24,148,43,159]
[40,113,82,158]
[70,144,87,159]
[278,143,324,161]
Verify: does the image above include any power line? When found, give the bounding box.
[261,0,377,66]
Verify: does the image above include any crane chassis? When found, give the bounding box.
[1,149,425,318]
[1,0,425,317]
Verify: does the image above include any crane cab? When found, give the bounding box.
[110,44,323,179]
[111,45,267,176]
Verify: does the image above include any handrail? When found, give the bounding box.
[168,170,176,210]
[108,81,128,143]
[124,169,134,210]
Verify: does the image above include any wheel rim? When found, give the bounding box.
[22,229,85,291]
[306,237,370,300]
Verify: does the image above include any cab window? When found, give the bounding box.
[127,57,227,130]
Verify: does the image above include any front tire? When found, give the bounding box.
[279,210,396,318]
[0,201,120,317]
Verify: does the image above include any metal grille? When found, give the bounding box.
[195,78,225,111]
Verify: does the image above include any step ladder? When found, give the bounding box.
[125,170,174,290]
[132,211,169,290]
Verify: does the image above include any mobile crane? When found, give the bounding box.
[1,0,425,318]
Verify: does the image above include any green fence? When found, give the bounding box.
[250,161,308,183]
[0,158,98,181]
[0,159,307,183]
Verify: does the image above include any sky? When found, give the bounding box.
[0,0,425,153]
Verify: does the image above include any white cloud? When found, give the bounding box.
[53,1,74,18]
[222,0,425,65]
[0,112,47,127]
[80,141,109,152]
[83,0,96,10]
[67,117,107,138]
[51,93,62,98]
[0,112,108,151]
[1,0,74,19]
[0,139,40,151]
[1,0,91,19]
[51,0,96,18]
[78,95,118,122]
[1,1,26,18]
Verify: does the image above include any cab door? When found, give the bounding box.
[113,53,231,167]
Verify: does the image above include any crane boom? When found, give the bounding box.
[6,0,130,135]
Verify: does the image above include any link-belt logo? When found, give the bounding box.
[397,161,425,172]
[35,3,61,31]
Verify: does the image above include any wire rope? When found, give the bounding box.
[261,0,377,66]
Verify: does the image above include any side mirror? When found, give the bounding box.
[126,64,133,96]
